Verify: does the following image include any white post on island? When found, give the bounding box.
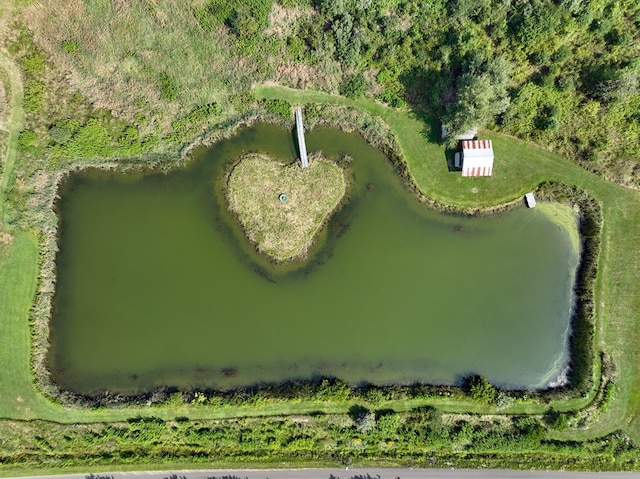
[295,106,309,169]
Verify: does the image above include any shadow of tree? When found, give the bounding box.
[445,145,460,172]
[396,67,456,172]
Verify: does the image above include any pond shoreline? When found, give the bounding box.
[32,106,601,409]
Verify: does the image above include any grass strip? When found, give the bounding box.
[0,232,53,419]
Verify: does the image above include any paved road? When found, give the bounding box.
[9,468,640,479]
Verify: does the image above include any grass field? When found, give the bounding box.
[21,0,237,134]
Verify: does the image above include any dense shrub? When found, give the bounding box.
[315,378,351,401]
[513,416,545,441]
[194,0,273,43]
[17,129,40,155]
[172,103,221,138]
[23,80,46,113]
[159,72,177,101]
[349,405,376,432]
[600,381,617,413]
[403,406,443,439]
[339,73,367,99]
[62,119,114,158]
[465,375,498,404]
[262,98,292,119]
[48,125,74,145]
[278,0,640,185]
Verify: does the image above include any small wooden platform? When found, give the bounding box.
[525,192,537,208]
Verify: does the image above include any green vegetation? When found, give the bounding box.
[195,0,273,45]
[0,409,638,472]
[226,153,346,261]
[339,73,367,99]
[171,103,221,140]
[261,98,293,119]
[159,72,177,101]
[466,375,498,404]
[1,0,640,473]
[278,0,640,185]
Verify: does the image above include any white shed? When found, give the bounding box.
[461,140,494,177]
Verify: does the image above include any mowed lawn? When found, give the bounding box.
[0,85,638,442]
[0,232,50,419]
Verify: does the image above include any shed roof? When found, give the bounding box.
[461,140,493,159]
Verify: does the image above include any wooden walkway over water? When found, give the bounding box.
[295,106,309,168]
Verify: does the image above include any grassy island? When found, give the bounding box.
[226,153,346,261]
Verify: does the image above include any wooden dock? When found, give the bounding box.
[525,192,537,208]
[295,106,309,169]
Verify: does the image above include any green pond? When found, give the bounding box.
[50,124,580,395]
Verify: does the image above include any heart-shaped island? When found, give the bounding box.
[226,153,346,261]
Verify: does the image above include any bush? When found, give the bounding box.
[465,375,497,404]
[377,88,407,108]
[159,72,177,101]
[315,378,350,401]
[404,405,443,438]
[376,410,400,435]
[23,80,46,114]
[495,391,515,410]
[61,40,79,54]
[17,129,39,153]
[544,408,569,430]
[21,53,45,76]
[600,381,617,412]
[348,405,376,432]
[339,73,367,99]
[262,99,292,119]
[63,119,114,158]
[194,0,272,39]
[171,102,221,137]
[49,125,74,145]
[513,416,545,441]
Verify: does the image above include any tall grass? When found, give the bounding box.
[23,0,244,132]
